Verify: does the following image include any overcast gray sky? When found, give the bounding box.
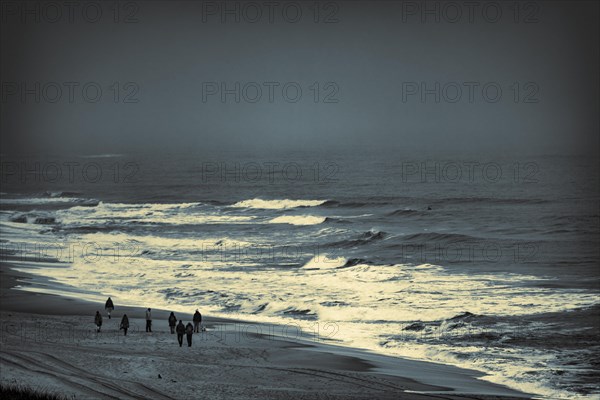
[1,0,598,155]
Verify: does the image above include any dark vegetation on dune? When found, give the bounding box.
[0,384,68,400]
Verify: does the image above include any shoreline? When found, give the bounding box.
[0,260,532,399]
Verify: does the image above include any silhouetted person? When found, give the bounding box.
[145,308,152,332]
[168,312,177,334]
[105,297,114,319]
[186,322,194,347]
[94,311,103,332]
[176,320,185,347]
[193,309,202,333]
[120,314,129,336]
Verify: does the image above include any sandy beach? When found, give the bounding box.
[0,261,531,400]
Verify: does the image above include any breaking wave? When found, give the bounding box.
[268,215,326,226]
[231,198,327,209]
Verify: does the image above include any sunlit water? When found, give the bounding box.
[1,152,598,398]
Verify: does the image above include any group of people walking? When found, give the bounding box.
[168,309,202,347]
[94,297,202,347]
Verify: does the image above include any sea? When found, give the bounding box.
[1,150,598,399]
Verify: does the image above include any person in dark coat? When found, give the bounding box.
[193,309,202,333]
[120,314,130,336]
[168,312,177,334]
[185,322,194,347]
[94,311,103,332]
[145,308,152,332]
[105,297,114,319]
[176,320,185,347]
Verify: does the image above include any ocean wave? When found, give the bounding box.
[91,201,203,211]
[323,217,352,224]
[33,217,57,225]
[42,191,83,198]
[268,215,326,225]
[81,232,254,255]
[9,212,67,225]
[9,214,28,223]
[300,256,372,271]
[378,339,579,399]
[326,230,387,248]
[52,225,137,234]
[360,230,386,240]
[320,200,370,208]
[544,214,600,225]
[446,311,479,322]
[231,198,327,209]
[0,197,99,206]
[341,258,371,267]
[387,209,423,216]
[401,232,481,242]
[247,300,319,319]
[56,201,254,226]
[322,197,548,209]
[434,197,548,205]
[301,255,347,270]
[385,306,600,398]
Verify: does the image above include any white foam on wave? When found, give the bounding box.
[58,201,254,226]
[268,215,326,226]
[302,262,599,321]
[84,232,254,251]
[379,340,586,399]
[89,201,202,212]
[231,198,326,209]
